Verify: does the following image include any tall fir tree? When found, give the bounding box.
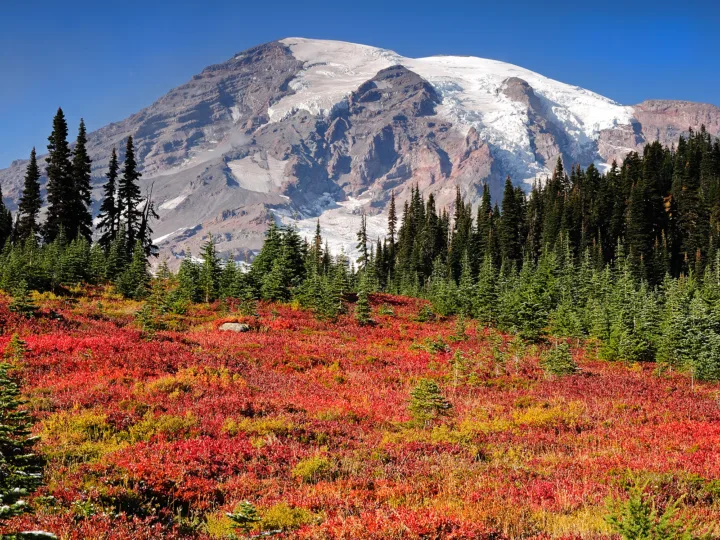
[15,148,42,243]
[97,147,120,250]
[199,236,221,303]
[44,107,74,243]
[71,119,93,241]
[499,176,523,266]
[118,136,142,255]
[0,184,11,248]
[356,212,369,271]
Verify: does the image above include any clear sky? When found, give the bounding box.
[1,0,719,168]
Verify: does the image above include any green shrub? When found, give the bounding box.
[408,378,452,428]
[605,482,696,540]
[292,456,335,483]
[227,500,261,534]
[416,305,436,322]
[260,502,315,532]
[541,343,578,377]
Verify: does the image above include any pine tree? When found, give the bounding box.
[137,190,159,258]
[199,236,221,303]
[118,136,142,255]
[355,272,372,325]
[227,501,261,535]
[8,280,37,318]
[356,212,369,271]
[105,224,129,281]
[71,119,93,241]
[388,191,397,246]
[15,148,42,243]
[307,219,324,274]
[116,241,149,299]
[3,334,27,365]
[0,361,44,523]
[88,243,107,283]
[97,147,120,250]
[0,183,12,248]
[457,251,475,317]
[261,239,293,302]
[44,108,74,243]
[408,378,452,428]
[176,253,201,304]
[474,255,498,324]
[250,221,283,287]
[499,176,523,266]
[541,343,578,376]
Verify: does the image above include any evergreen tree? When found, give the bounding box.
[116,241,149,299]
[15,148,42,243]
[118,136,142,254]
[408,378,452,428]
[97,147,120,250]
[250,221,283,288]
[199,236,221,303]
[137,191,159,258]
[541,343,578,376]
[227,501,261,535]
[44,108,74,243]
[0,361,44,523]
[355,272,372,325]
[356,212,369,271]
[474,255,498,324]
[388,191,397,246]
[0,184,11,248]
[261,242,293,302]
[499,176,523,266]
[456,252,475,317]
[105,224,129,281]
[71,119,93,241]
[176,253,201,304]
[8,280,37,318]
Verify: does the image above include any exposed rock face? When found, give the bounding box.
[0,38,718,262]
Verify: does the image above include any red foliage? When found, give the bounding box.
[1,292,719,538]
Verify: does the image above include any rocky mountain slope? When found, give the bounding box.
[1,37,719,260]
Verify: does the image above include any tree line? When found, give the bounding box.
[2,116,720,379]
[123,127,720,381]
[0,108,157,297]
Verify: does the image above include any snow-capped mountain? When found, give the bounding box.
[1,37,719,261]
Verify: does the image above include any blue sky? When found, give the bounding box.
[1,0,719,168]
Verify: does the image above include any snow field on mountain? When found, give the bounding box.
[275,193,388,261]
[278,38,634,182]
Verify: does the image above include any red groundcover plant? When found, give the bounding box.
[1,291,719,538]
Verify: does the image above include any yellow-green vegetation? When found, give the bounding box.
[127,411,198,442]
[536,506,612,536]
[205,502,316,538]
[41,409,200,464]
[142,366,246,399]
[259,502,316,532]
[41,409,125,464]
[292,455,336,483]
[222,416,294,437]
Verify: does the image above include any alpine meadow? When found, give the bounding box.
[2,25,720,540]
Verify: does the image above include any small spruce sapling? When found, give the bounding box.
[409,378,452,428]
[541,342,578,377]
[355,274,372,325]
[9,280,37,318]
[227,500,262,535]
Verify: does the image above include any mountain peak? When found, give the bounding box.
[0,38,718,263]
